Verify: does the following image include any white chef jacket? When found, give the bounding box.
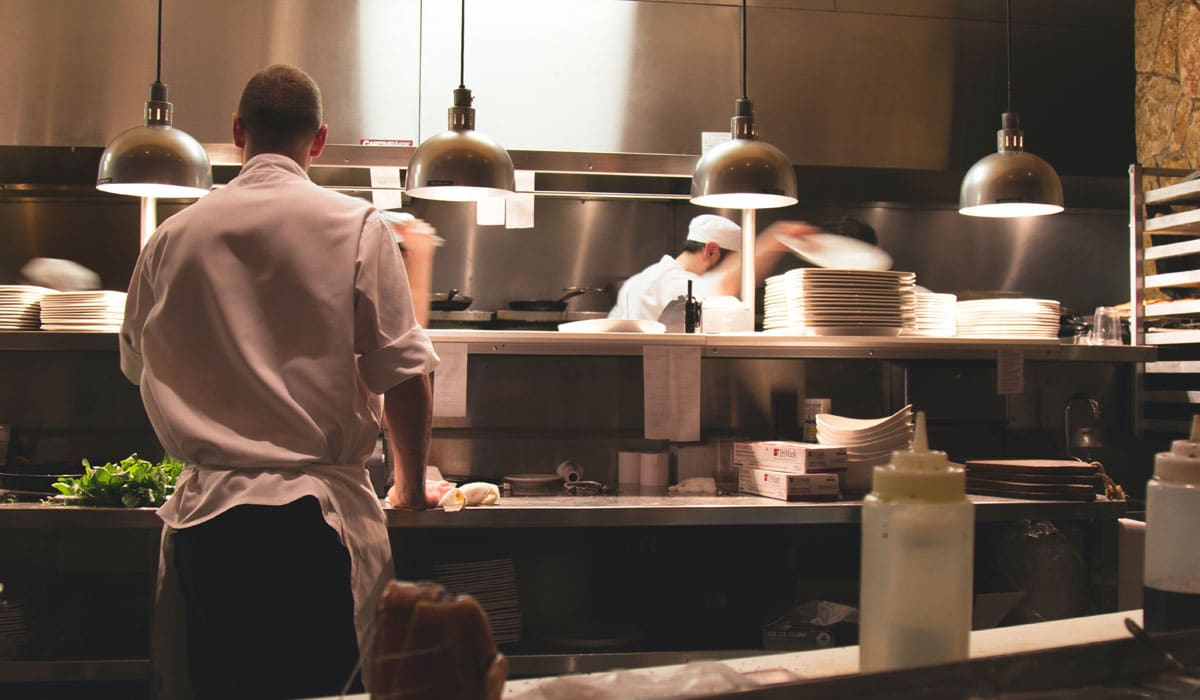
[608,255,722,321]
[120,153,439,665]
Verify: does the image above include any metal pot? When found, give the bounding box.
[508,287,594,312]
[431,289,473,311]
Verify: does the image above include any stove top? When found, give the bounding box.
[429,310,608,325]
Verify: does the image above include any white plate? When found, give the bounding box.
[558,318,666,333]
[804,325,903,336]
[783,266,906,279]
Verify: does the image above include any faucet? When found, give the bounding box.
[1063,393,1103,459]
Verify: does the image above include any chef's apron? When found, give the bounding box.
[153,463,394,695]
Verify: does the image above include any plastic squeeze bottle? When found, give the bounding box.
[1143,414,1200,633]
[859,411,974,672]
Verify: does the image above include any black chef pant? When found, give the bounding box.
[172,496,362,700]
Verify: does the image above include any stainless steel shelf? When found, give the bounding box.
[0,331,120,351]
[1141,389,1200,404]
[1145,269,1200,289]
[1145,176,1200,206]
[0,330,1156,362]
[0,496,1127,530]
[1145,207,1200,234]
[0,658,150,682]
[1145,237,1200,261]
[1145,329,1200,345]
[1145,360,1200,373]
[1144,299,1200,316]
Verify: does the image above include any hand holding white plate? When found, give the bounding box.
[776,231,893,270]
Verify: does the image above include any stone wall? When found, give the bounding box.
[1136,0,1200,174]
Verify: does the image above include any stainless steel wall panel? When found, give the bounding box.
[0,0,1132,175]
[0,0,423,147]
[406,196,681,311]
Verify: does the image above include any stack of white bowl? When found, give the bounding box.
[815,405,914,494]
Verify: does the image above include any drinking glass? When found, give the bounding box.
[1089,306,1123,345]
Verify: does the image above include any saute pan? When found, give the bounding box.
[431,289,473,311]
[509,287,593,312]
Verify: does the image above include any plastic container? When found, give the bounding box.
[1143,415,1200,633]
[859,411,974,672]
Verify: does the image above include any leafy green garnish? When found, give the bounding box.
[52,454,184,508]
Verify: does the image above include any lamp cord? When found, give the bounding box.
[1005,0,1012,113]
[740,0,748,100]
[156,0,163,84]
[458,0,466,89]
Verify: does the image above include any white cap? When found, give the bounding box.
[686,215,741,252]
[871,411,965,502]
[1155,415,1200,484]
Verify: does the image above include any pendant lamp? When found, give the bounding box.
[691,0,797,209]
[959,0,1062,218]
[96,0,211,198]
[406,0,514,201]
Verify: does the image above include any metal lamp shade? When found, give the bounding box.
[405,128,515,202]
[958,149,1064,218]
[690,137,798,209]
[97,123,212,199]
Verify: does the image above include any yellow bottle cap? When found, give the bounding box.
[871,411,965,502]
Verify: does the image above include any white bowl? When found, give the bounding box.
[816,422,913,447]
[815,405,912,437]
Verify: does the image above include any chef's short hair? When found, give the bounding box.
[237,65,323,152]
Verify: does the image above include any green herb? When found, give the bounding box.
[52,454,184,508]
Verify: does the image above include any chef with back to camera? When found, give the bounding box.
[608,214,818,322]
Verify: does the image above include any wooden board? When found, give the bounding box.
[966,477,1098,501]
[965,459,1098,477]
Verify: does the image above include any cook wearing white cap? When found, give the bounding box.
[608,214,816,322]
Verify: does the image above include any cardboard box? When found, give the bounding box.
[739,467,840,501]
[733,441,847,474]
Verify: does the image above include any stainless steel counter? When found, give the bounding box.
[0,330,1155,362]
[0,494,1126,530]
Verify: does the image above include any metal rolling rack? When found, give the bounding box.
[1130,164,1200,437]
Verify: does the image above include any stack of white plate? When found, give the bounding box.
[431,558,522,645]
[762,269,917,336]
[815,405,914,494]
[0,285,53,330]
[903,290,957,337]
[39,290,127,332]
[955,298,1060,339]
